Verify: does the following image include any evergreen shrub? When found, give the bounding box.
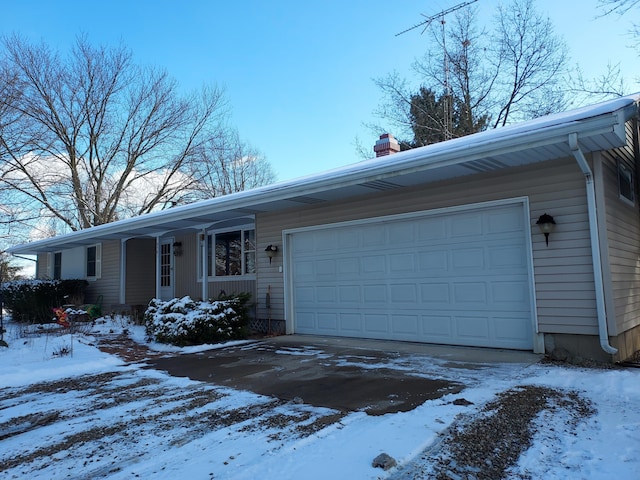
[1,279,88,323]
[144,294,251,346]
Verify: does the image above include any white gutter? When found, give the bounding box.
[9,98,636,257]
[568,132,617,355]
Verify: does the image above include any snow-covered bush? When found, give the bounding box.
[144,294,251,346]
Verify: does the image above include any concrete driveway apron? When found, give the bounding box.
[147,335,542,416]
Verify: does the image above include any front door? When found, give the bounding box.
[159,239,175,300]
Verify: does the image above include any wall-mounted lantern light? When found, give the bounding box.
[536,213,556,246]
[173,241,183,257]
[265,244,278,264]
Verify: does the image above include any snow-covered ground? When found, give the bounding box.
[1,316,639,479]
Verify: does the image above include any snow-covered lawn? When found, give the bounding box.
[1,317,639,479]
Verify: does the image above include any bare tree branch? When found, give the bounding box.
[370,0,571,146]
[0,35,274,243]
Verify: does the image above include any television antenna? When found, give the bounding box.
[396,0,479,140]
[395,0,479,37]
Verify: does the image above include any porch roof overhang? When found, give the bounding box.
[8,94,640,255]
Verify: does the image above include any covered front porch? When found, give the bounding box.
[112,216,258,316]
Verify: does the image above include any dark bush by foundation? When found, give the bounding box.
[1,279,88,323]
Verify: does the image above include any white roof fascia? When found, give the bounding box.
[8,94,639,255]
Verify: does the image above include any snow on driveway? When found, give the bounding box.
[1,318,639,479]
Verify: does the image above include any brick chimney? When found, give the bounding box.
[373,133,400,157]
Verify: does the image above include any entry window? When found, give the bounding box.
[86,244,101,280]
[160,242,171,287]
[618,160,635,204]
[202,228,256,278]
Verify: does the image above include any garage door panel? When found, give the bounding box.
[296,312,316,330]
[315,259,336,276]
[316,286,337,303]
[364,285,387,302]
[391,315,419,336]
[293,261,314,280]
[338,258,360,275]
[317,313,338,331]
[313,230,339,252]
[421,283,451,304]
[452,248,485,270]
[451,212,483,237]
[291,203,534,350]
[362,255,386,273]
[338,285,361,302]
[456,315,491,341]
[337,229,360,249]
[493,281,529,305]
[419,251,448,271]
[493,314,532,343]
[422,315,454,337]
[486,209,524,234]
[340,313,362,332]
[488,245,527,269]
[362,225,386,246]
[388,222,415,244]
[390,284,418,303]
[453,282,488,303]
[295,286,315,304]
[364,314,389,334]
[418,217,447,241]
[390,253,416,272]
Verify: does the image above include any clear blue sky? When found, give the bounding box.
[2,0,638,182]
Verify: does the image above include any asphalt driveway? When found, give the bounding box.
[147,335,542,415]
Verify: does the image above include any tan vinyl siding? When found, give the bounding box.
[207,279,256,300]
[256,157,599,335]
[125,238,155,305]
[85,240,120,306]
[36,253,50,279]
[174,233,198,299]
[602,119,640,336]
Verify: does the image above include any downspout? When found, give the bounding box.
[568,133,617,354]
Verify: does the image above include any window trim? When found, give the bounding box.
[86,243,102,281]
[198,225,256,281]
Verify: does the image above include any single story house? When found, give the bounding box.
[8,94,640,363]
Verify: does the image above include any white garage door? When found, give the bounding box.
[289,202,534,350]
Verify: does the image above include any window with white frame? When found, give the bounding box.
[86,244,102,279]
[200,228,256,278]
[618,159,635,204]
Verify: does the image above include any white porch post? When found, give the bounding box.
[155,236,161,300]
[119,238,127,304]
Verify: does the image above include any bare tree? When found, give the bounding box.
[0,34,254,238]
[370,0,569,147]
[368,72,417,149]
[489,0,568,127]
[598,0,640,14]
[191,129,276,198]
[567,62,628,105]
[413,5,496,135]
[598,0,640,49]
